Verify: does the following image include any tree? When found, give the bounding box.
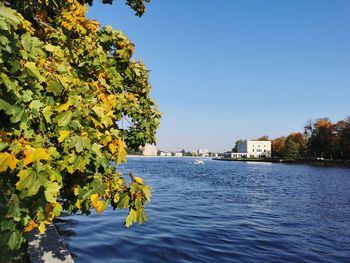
[232,139,245,152]
[271,136,286,158]
[334,117,350,160]
[284,139,300,161]
[256,135,269,141]
[307,118,335,159]
[285,132,307,158]
[0,0,160,255]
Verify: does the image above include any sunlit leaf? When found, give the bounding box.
[58,130,70,143]
[0,152,18,172]
[23,148,50,166]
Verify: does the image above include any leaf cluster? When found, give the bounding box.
[0,0,159,253]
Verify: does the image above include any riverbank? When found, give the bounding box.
[213,158,350,168]
[27,223,73,263]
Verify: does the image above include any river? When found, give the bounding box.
[55,157,350,262]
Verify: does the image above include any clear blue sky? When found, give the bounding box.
[87,0,350,152]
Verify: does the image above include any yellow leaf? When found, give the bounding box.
[38,222,46,234]
[76,199,81,209]
[73,185,79,195]
[58,130,70,143]
[90,193,99,206]
[20,20,35,35]
[109,143,116,154]
[113,178,125,191]
[0,152,18,172]
[134,176,144,185]
[23,148,50,166]
[101,135,112,146]
[24,220,38,232]
[95,200,104,214]
[8,155,18,170]
[113,194,120,204]
[115,139,127,163]
[57,102,71,112]
[86,20,100,32]
[90,193,104,213]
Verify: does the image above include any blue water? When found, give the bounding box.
[56,157,350,262]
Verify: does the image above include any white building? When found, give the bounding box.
[174,152,183,157]
[159,151,172,156]
[198,149,210,157]
[229,140,271,158]
[142,144,157,156]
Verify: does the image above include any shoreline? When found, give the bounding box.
[127,155,211,158]
[27,223,73,263]
[213,158,350,168]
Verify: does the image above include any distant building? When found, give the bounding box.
[228,140,271,158]
[174,152,183,157]
[159,151,172,156]
[198,149,209,157]
[142,144,157,156]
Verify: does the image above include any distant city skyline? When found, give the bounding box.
[88,0,350,152]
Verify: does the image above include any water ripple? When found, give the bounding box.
[56,158,350,262]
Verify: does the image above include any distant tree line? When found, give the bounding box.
[271,117,350,160]
[232,116,350,161]
[126,147,143,155]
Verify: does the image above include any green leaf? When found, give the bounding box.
[0,98,12,114]
[15,168,41,196]
[56,64,67,73]
[7,202,21,222]
[44,182,60,203]
[43,106,53,123]
[10,107,24,123]
[130,183,138,195]
[68,154,86,172]
[22,89,34,102]
[92,143,102,157]
[20,33,32,52]
[0,4,22,28]
[0,72,18,92]
[70,136,90,153]
[44,44,60,53]
[136,210,148,223]
[125,209,136,228]
[141,186,151,200]
[117,193,130,209]
[55,111,72,127]
[0,142,8,151]
[46,80,63,95]
[25,62,45,82]
[7,230,21,250]
[29,100,43,111]
[1,220,16,232]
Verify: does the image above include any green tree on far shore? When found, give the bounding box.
[284,140,300,161]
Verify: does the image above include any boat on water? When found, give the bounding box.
[192,159,204,165]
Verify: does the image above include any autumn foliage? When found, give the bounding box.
[0,0,159,253]
[271,117,350,160]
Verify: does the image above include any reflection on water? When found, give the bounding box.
[56,158,350,262]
